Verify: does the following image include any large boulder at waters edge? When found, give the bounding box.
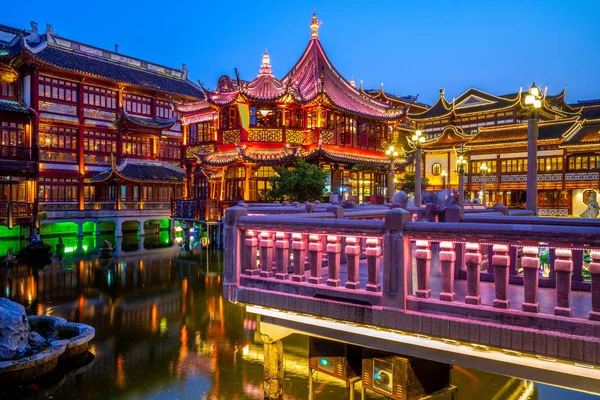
[0,298,30,360]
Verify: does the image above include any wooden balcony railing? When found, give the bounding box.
[0,202,35,218]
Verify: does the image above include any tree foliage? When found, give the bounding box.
[269,160,328,202]
[398,173,428,194]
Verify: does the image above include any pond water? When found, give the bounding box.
[0,232,597,399]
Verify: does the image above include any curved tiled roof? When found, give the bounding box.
[467,118,580,147]
[281,38,404,120]
[119,110,176,130]
[243,73,286,101]
[423,126,472,151]
[29,46,204,98]
[0,99,31,114]
[562,120,600,147]
[90,158,185,183]
[302,144,410,168]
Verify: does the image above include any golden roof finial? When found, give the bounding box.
[310,8,321,38]
[349,75,355,88]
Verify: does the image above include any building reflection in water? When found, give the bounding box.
[0,233,589,399]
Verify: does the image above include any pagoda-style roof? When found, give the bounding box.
[467,118,580,148]
[0,99,31,114]
[118,109,176,130]
[90,158,185,184]
[196,144,299,167]
[1,23,203,99]
[562,120,600,148]
[302,144,410,168]
[186,13,404,121]
[422,126,472,151]
[409,87,579,121]
[363,87,429,111]
[408,89,454,120]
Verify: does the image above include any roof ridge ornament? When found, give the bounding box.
[258,48,272,76]
[310,9,321,39]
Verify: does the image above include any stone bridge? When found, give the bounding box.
[221,204,600,394]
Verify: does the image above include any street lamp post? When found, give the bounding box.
[441,169,447,191]
[385,145,399,203]
[525,83,542,214]
[411,130,425,207]
[480,162,488,207]
[456,154,468,206]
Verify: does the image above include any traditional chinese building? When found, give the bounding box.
[412,87,599,216]
[177,12,415,216]
[0,22,203,238]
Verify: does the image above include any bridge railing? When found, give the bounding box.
[224,206,600,338]
[224,206,389,306]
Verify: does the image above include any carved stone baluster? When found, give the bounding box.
[345,237,360,289]
[521,246,540,312]
[492,244,510,309]
[589,251,600,321]
[308,234,323,284]
[366,237,382,292]
[326,235,342,287]
[439,241,456,302]
[275,232,289,280]
[291,233,306,282]
[244,230,259,276]
[554,248,573,317]
[259,231,274,278]
[415,240,431,298]
[465,243,482,305]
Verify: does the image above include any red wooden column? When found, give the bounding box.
[464,243,482,305]
[439,241,456,301]
[345,236,360,289]
[291,233,307,282]
[492,244,510,309]
[554,249,573,317]
[77,78,85,210]
[521,246,540,312]
[415,240,431,298]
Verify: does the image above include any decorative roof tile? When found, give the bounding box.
[119,110,176,130]
[467,119,580,147]
[563,120,600,147]
[90,158,184,183]
[0,99,31,114]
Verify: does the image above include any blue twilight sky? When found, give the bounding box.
[3,0,599,105]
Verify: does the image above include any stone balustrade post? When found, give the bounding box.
[382,208,411,309]
[275,232,289,280]
[326,235,342,287]
[291,233,306,282]
[492,244,510,309]
[554,249,573,317]
[521,246,540,312]
[259,231,274,278]
[589,251,600,321]
[415,240,431,298]
[464,243,482,305]
[366,237,382,292]
[223,206,248,299]
[345,236,360,289]
[244,230,259,275]
[308,234,323,284]
[439,241,456,301]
